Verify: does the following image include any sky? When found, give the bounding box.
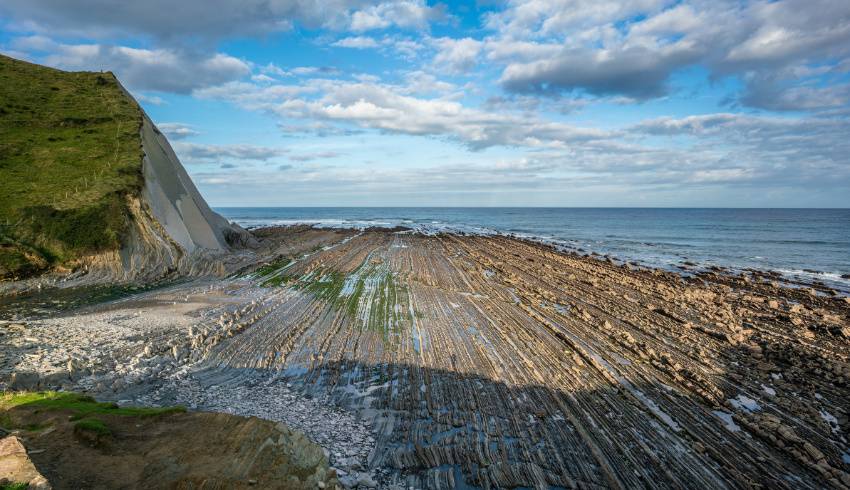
[1,0,849,207]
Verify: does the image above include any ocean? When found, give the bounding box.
[216,207,850,292]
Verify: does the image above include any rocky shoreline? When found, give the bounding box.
[2,227,850,488]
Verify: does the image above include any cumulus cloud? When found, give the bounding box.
[195,75,618,149]
[400,70,457,95]
[262,64,341,78]
[738,75,850,111]
[173,142,289,162]
[500,44,700,98]
[483,94,588,114]
[197,68,850,191]
[629,112,850,179]
[0,0,449,50]
[485,0,850,107]
[264,79,612,149]
[0,0,360,42]
[432,37,482,74]
[289,151,342,161]
[12,36,250,93]
[278,121,365,137]
[333,36,381,48]
[135,93,165,105]
[251,73,277,83]
[349,0,444,32]
[193,81,317,110]
[484,0,671,38]
[157,123,200,140]
[327,34,429,61]
[393,38,425,58]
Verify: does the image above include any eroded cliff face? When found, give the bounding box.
[65,195,229,284]
[140,115,240,254]
[1,114,255,294]
[63,114,257,286]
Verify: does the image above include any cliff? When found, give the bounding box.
[0,54,253,290]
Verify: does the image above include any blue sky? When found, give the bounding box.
[2,0,849,207]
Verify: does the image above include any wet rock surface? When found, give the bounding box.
[2,229,849,488]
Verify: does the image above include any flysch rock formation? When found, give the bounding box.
[140,113,247,255]
[3,229,848,489]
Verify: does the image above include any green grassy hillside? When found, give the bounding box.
[0,54,144,279]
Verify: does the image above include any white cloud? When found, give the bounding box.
[499,42,700,98]
[12,36,250,93]
[629,112,850,172]
[197,76,613,149]
[349,0,442,32]
[193,81,317,110]
[135,93,165,105]
[484,39,562,63]
[739,76,850,111]
[333,36,381,49]
[432,37,483,74]
[393,38,424,58]
[262,63,341,77]
[157,123,200,139]
[251,73,277,83]
[0,0,368,41]
[484,0,671,38]
[400,70,457,95]
[289,151,342,161]
[173,142,289,162]
[484,0,850,107]
[196,68,850,193]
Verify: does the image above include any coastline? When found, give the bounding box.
[2,227,849,488]
[219,208,850,295]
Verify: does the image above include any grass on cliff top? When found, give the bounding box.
[1,391,185,419]
[0,54,143,279]
[1,483,29,490]
[74,417,112,436]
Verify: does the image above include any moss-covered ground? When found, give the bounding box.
[0,482,29,490]
[0,391,185,420]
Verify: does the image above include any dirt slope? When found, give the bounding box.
[1,393,336,489]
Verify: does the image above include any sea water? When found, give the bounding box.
[217,207,850,292]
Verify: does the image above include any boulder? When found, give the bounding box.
[0,436,51,489]
[9,372,39,391]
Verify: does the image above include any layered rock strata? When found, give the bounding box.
[3,230,849,489]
